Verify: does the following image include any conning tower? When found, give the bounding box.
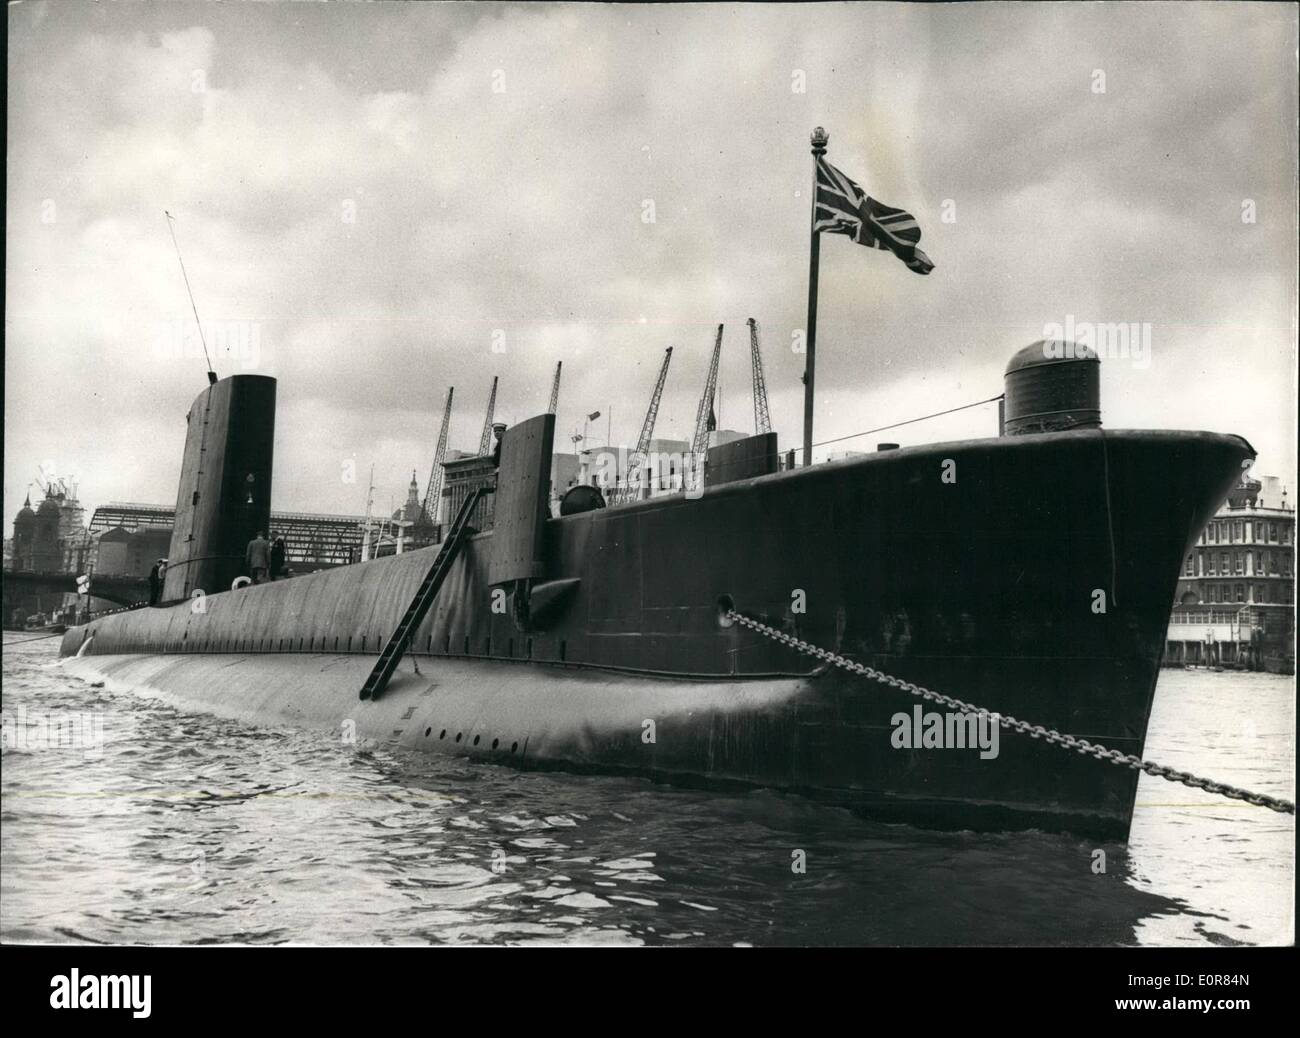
[162,375,276,600]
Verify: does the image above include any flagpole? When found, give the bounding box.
[802,126,828,467]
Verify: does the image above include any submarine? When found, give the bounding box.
[58,341,1252,840]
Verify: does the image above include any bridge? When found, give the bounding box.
[2,569,150,608]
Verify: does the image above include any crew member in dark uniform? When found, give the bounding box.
[245,531,271,584]
[491,422,507,469]
[147,559,164,605]
[270,534,286,580]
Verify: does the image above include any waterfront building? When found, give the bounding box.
[441,450,497,534]
[549,453,581,514]
[577,444,625,496]
[94,526,174,577]
[11,495,36,570]
[578,438,692,500]
[638,437,694,497]
[33,493,64,571]
[383,471,440,553]
[7,483,93,575]
[576,432,745,501]
[392,472,426,526]
[1166,475,1295,671]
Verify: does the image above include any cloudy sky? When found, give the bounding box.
[6,1,1297,526]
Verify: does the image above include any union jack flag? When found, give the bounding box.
[814,157,934,275]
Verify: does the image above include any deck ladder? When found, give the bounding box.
[359,485,488,701]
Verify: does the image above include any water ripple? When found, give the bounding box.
[3,635,1293,945]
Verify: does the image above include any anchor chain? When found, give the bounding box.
[727,610,1295,816]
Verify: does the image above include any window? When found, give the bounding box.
[1236,584,1245,602]
[1184,555,1195,576]
[1234,552,1244,574]
[1234,520,1243,540]
[1270,523,1278,542]
[1221,552,1230,574]
[1207,555,1216,575]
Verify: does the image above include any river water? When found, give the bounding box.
[2,632,1293,946]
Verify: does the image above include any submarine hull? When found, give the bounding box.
[55,648,1153,837]
[60,428,1252,840]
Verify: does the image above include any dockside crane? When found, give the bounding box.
[548,362,562,415]
[477,376,499,457]
[421,386,454,525]
[690,324,724,459]
[617,347,674,503]
[747,318,773,436]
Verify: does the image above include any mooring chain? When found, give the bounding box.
[726,610,1295,816]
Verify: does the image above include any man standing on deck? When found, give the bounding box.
[491,422,507,469]
[246,531,271,584]
[269,533,286,580]
[147,559,164,605]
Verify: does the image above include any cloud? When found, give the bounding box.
[5,1,1296,524]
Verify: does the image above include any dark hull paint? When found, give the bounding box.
[60,429,1252,839]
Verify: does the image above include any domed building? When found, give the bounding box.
[8,482,95,574]
[32,492,64,571]
[386,471,440,552]
[11,494,37,571]
[392,471,426,526]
